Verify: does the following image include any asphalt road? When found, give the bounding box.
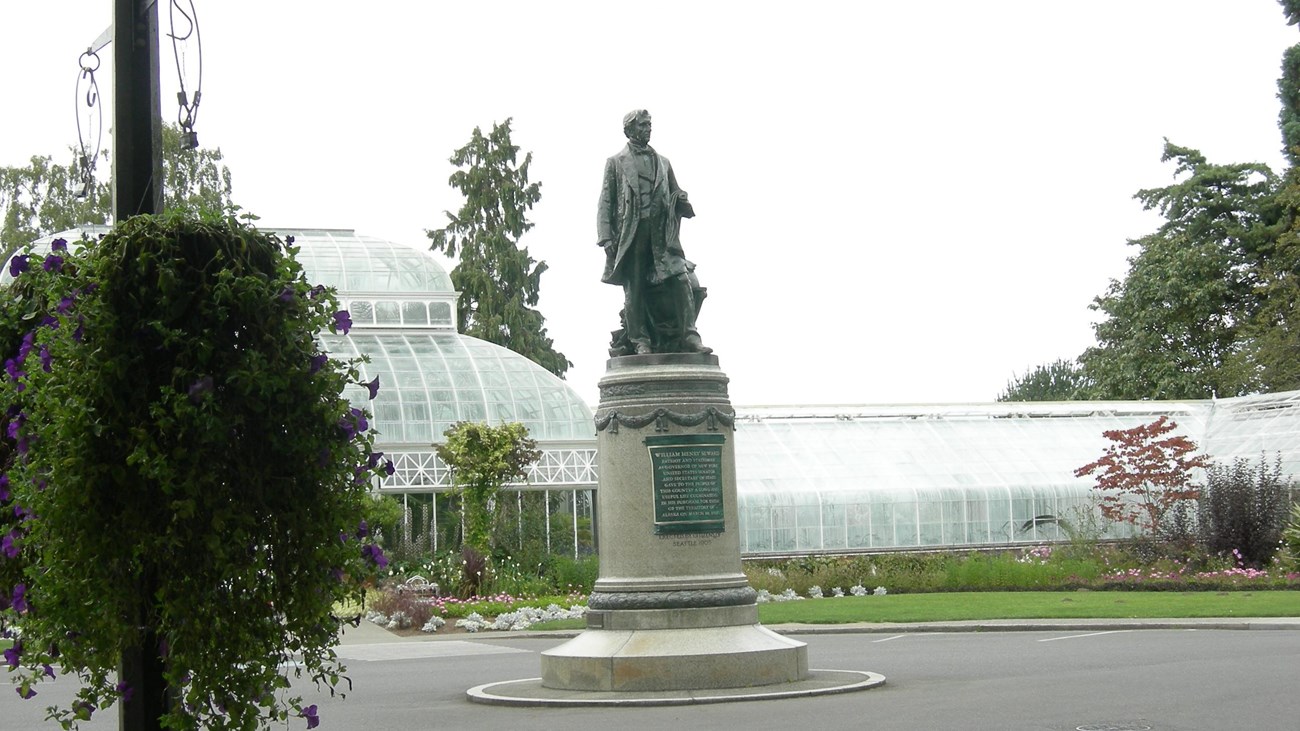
[3,629,1298,730]
[2,626,1300,728]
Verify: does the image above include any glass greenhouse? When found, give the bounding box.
[283,229,598,557]
[736,394,1300,554]
[20,227,1300,560]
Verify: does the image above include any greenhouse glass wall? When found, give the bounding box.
[731,395,1300,555]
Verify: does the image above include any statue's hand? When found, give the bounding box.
[597,239,611,248]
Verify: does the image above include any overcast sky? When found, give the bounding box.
[3,1,1297,407]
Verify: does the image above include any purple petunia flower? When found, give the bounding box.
[0,474,9,502]
[2,530,19,559]
[40,315,58,330]
[361,543,389,570]
[11,583,27,613]
[356,519,369,539]
[337,408,369,440]
[50,238,68,252]
[16,686,36,700]
[310,353,329,374]
[115,682,133,703]
[383,459,395,477]
[72,322,84,343]
[277,286,294,303]
[42,255,63,273]
[5,358,25,387]
[300,704,320,729]
[17,332,35,363]
[38,346,51,373]
[56,295,75,314]
[364,375,380,400]
[8,255,29,277]
[41,664,54,679]
[4,641,22,669]
[332,310,352,335]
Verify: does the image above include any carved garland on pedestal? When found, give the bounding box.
[587,586,758,610]
[594,406,735,434]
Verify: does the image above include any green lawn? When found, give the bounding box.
[754,590,1300,624]
[524,591,1300,631]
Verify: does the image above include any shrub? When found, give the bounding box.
[369,590,438,630]
[549,555,599,594]
[1278,503,1300,571]
[1199,455,1292,567]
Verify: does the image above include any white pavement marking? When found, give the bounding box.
[336,641,532,662]
[1038,630,1133,643]
[873,634,909,643]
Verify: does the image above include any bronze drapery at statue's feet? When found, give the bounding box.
[684,334,712,355]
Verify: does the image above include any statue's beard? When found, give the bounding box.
[630,132,651,147]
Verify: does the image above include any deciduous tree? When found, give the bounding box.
[436,421,540,556]
[435,421,539,597]
[0,123,238,259]
[997,358,1094,401]
[427,119,570,377]
[1074,416,1210,536]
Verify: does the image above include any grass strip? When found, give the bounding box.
[755,590,1300,624]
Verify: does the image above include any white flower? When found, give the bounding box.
[808,585,824,599]
[831,587,845,597]
[421,616,446,633]
[455,612,488,633]
[873,586,887,596]
[850,584,868,596]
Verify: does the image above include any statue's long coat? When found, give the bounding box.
[597,144,695,287]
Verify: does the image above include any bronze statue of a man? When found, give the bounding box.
[597,109,710,356]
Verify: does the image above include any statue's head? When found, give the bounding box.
[623,109,652,145]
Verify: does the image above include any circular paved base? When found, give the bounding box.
[467,669,885,707]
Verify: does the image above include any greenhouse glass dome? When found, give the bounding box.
[283,229,598,557]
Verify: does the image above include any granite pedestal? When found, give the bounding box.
[540,354,808,692]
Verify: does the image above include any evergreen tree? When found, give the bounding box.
[1249,1,1300,391]
[1080,142,1278,400]
[427,119,570,377]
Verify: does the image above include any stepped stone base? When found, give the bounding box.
[540,623,808,692]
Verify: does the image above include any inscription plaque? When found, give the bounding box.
[645,433,725,535]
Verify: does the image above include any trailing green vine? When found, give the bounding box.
[0,214,390,729]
